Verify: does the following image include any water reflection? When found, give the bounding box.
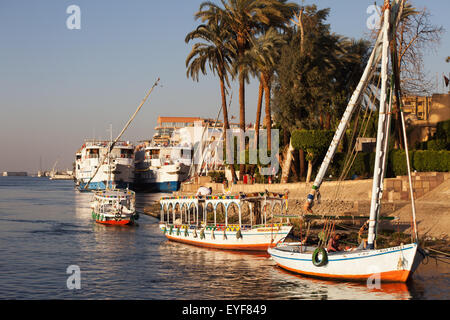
[1,178,447,300]
[153,240,412,300]
[273,267,411,300]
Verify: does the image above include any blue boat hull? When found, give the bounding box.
[77,181,132,192]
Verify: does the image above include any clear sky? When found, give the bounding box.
[0,0,449,173]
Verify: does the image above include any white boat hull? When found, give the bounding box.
[160,223,292,251]
[268,242,424,282]
[135,164,189,192]
[75,141,135,191]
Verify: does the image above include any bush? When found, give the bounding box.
[328,152,375,179]
[413,150,449,172]
[427,139,448,151]
[291,130,335,154]
[391,149,450,175]
[390,150,411,176]
[207,171,225,183]
[435,119,450,141]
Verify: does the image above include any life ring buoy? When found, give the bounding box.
[312,247,328,267]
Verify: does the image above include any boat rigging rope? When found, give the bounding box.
[329,74,381,206]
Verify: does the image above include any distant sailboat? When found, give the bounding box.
[37,156,44,177]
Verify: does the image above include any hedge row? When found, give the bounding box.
[390,150,450,176]
[325,149,449,179]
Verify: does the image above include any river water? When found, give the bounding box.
[0,177,448,300]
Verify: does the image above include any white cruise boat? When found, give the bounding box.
[75,139,135,191]
[134,141,192,192]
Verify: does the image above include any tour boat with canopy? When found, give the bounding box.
[91,189,137,225]
[159,191,292,251]
[268,0,426,282]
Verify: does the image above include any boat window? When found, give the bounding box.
[174,203,181,225]
[181,149,192,160]
[241,202,251,225]
[262,203,271,225]
[168,204,173,224]
[181,204,189,224]
[87,148,99,158]
[198,203,204,225]
[120,149,133,158]
[189,203,196,225]
[227,203,240,225]
[206,203,214,224]
[269,203,281,224]
[161,204,167,222]
[150,149,160,159]
[253,202,263,226]
[215,203,226,225]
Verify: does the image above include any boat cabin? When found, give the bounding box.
[160,192,290,230]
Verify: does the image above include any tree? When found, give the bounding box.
[394,1,444,95]
[195,0,298,180]
[384,1,444,150]
[185,21,237,181]
[245,28,286,151]
[291,130,334,183]
[273,5,370,182]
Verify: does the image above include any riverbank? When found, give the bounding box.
[143,175,450,253]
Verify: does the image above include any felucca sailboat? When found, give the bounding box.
[268,0,425,282]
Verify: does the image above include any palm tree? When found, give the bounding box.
[246,28,286,151]
[185,21,237,182]
[195,0,298,180]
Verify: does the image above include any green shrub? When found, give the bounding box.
[389,150,412,176]
[427,139,448,151]
[413,150,449,172]
[391,149,450,175]
[328,152,375,179]
[207,171,225,183]
[291,130,335,152]
[436,119,450,141]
